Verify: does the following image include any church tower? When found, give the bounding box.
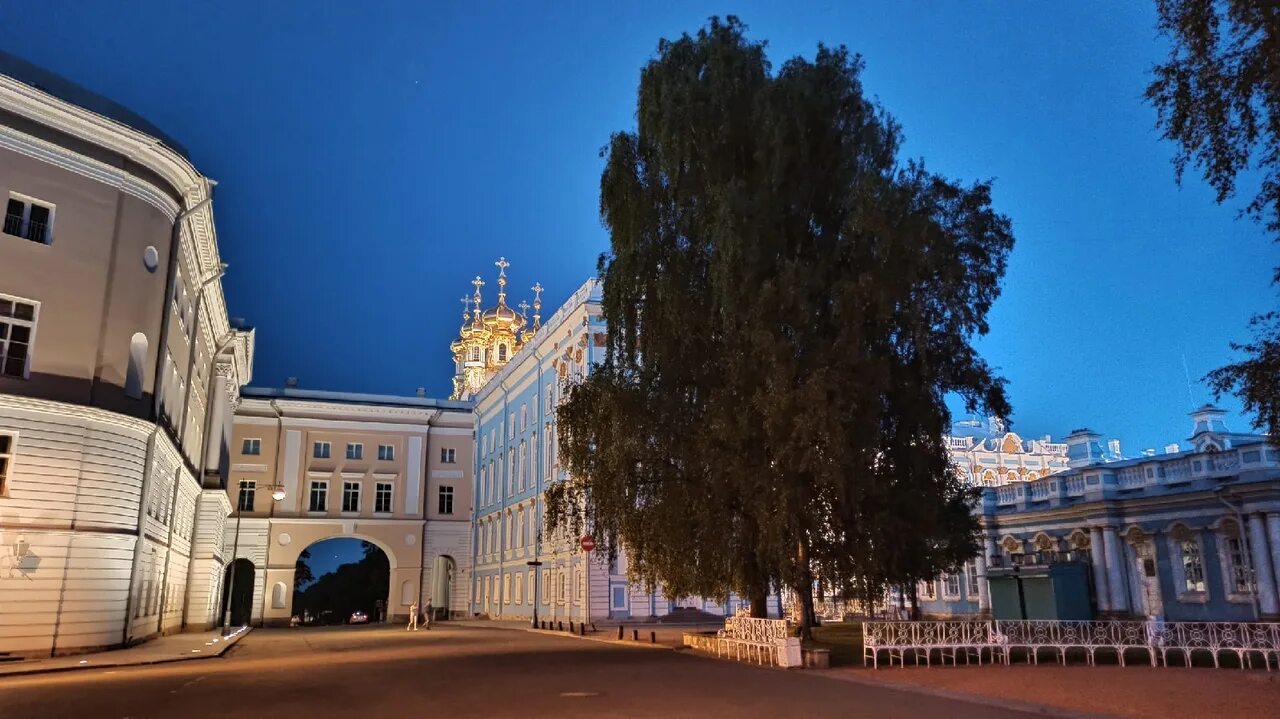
[449,257,542,399]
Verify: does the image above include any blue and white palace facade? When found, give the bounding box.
[919,406,1280,622]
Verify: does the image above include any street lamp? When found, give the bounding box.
[222,483,285,635]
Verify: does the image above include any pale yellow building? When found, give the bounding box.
[226,387,473,625]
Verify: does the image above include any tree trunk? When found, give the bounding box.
[908,584,920,621]
[795,538,816,639]
[748,588,769,618]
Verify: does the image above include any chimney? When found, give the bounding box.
[1142,448,1156,457]
[1164,443,1181,454]
[416,387,426,398]
[1107,438,1122,460]
[285,377,299,389]
[1064,428,1104,468]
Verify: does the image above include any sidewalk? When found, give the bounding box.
[0,626,251,677]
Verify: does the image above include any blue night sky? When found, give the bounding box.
[5,2,1274,455]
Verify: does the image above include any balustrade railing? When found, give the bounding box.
[1063,475,1087,496]
[862,619,1280,670]
[996,485,1018,506]
[1117,466,1148,489]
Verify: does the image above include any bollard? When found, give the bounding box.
[591,623,597,633]
[617,626,624,640]
[579,623,586,636]
[632,629,639,641]
[650,631,656,644]
[558,621,563,631]
[569,620,574,633]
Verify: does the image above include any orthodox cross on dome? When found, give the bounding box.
[495,256,510,305]
[460,296,470,323]
[471,276,485,316]
[518,300,530,319]
[531,282,544,328]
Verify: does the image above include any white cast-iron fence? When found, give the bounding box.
[863,620,1280,670]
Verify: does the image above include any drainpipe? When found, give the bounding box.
[468,411,480,618]
[152,184,215,426]
[176,264,228,451]
[1215,488,1261,621]
[531,344,544,627]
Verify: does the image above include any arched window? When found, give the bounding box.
[271,581,287,608]
[498,344,508,362]
[470,346,480,362]
[126,332,148,399]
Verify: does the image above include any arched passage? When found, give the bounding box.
[220,558,255,627]
[292,538,391,626]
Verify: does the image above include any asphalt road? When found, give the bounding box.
[0,624,1062,719]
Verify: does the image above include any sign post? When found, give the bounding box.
[580,535,595,626]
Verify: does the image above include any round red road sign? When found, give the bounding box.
[580,535,596,552]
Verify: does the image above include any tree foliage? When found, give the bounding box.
[1147,0,1280,437]
[292,541,388,621]
[548,17,1013,631]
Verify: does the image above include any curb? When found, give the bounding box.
[457,621,680,652]
[0,627,252,679]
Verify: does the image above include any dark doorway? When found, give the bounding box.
[293,539,390,626]
[221,558,255,627]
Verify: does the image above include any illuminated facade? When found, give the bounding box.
[947,417,1072,487]
[0,55,252,656]
[224,387,474,625]
[449,257,543,400]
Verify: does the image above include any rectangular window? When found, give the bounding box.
[965,562,979,599]
[546,385,554,413]
[1180,540,1206,593]
[1226,536,1250,594]
[342,481,360,512]
[0,294,38,379]
[241,438,261,456]
[377,444,394,461]
[440,447,456,464]
[508,413,515,439]
[237,480,256,512]
[4,194,54,244]
[346,443,363,460]
[944,573,961,599]
[0,433,14,495]
[375,482,393,513]
[313,441,331,459]
[308,481,328,512]
[520,404,528,430]
[438,485,454,515]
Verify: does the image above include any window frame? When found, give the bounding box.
[1167,526,1209,602]
[241,438,261,456]
[942,572,962,600]
[377,444,395,461]
[438,485,454,515]
[0,293,40,380]
[965,561,980,600]
[4,192,55,245]
[308,480,328,512]
[313,441,331,460]
[237,480,256,512]
[341,480,361,513]
[346,442,363,460]
[440,447,456,464]
[1217,525,1253,602]
[0,431,16,496]
[374,481,393,514]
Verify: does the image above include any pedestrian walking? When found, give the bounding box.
[424,599,433,630]
[408,600,419,631]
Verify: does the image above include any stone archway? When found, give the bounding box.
[291,537,392,627]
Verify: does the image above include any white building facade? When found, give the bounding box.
[0,54,252,656]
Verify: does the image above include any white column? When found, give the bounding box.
[1090,526,1110,613]
[974,553,991,613]
[1103,527,1129,614]
[203,372,229,473]
[1248,514,1279,617]
[1266,514,1280,600]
